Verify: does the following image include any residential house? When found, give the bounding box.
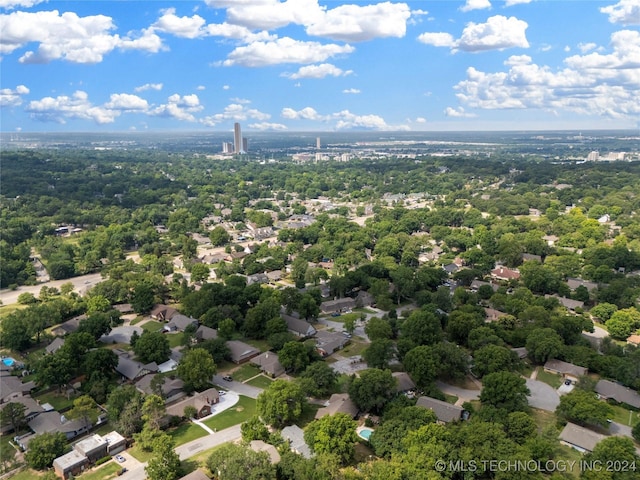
[392,372,416,393]
[545,295,584,312]
[113,303,134,314]
[283,314,316,338]
[542,235,559,247]
[194,325,218,342]
[51,315,84,336]
[135,374,185,403]
[165,388,220,419]
[102,431,126,455]
[416,396,466,424]
[595,379,640,409]
[251,352,285,378]
[150,305,178,321]
[28,411,91,440]
[626,334,640,347]
[281,425,312,458]
[178,470,211,480]
[315,330,349,357]
[442,263,459,275]
[45,337,66,354]
[53,449,88,479]
[315,393,358,419]
[320,298,356,314]
[226,340,260,364]
[164,313,199,332]
[559,423,606,453]
[484,307,509,323]
[567,278,599,293]
[490,266,520,282]
[199,253,226,265]
[74,434,108,463]
[0,371,36,404]
[511,347,528,359]
[115,353,158,382]
[522,253,542,263]
[0,396,43,434]
[543,359,587,384]
[355,290,375,308]
[250,440,281,464]
[470,280,499,293]
[266,270,282,283]
[247,273,269,285]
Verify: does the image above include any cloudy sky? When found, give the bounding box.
[1,0,639,132]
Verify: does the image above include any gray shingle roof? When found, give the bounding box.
[595,380,640,408]
[416,396,464,423]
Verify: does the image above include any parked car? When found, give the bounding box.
[117,468,128,476]
[115,455,126,463]
[564,379,572,386]
[222,375,233,381]
[218,390,226,395]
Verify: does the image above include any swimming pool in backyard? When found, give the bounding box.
[358,427,374,441]
[2,357,16,367]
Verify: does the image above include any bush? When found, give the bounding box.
[95,455,111,466]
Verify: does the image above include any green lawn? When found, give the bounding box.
[0,303,26,318]
[203,395,256,431]
[244,338,270,352]
[444,394,459,404]
[296,403,321,428]
[128,444,155,463]
[7,469,49,480]
[245,375,273,389]
[166,332,185,348]
[34,390,76,411]
[141,320,164,332]
[78,461,122,480]
[231,364,261,382]
[536,369,563,389]
[340,341,368,357]
[531,408,558,433]
[607,403,640,427]
[169,421,209,446]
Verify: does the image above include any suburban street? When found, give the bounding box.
[0,272,103,305]
[525,378,561,412]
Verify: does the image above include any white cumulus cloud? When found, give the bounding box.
[249,122,288,130]
[343,88,360,94]
[152,8,206,38]
[0,10,162,63]
[200,102,271,126]
[221,37,354,67]
[444,106,475,117]
[0,84,29,107]
[600,0,640,25]
[282,106,407,130]
[283,63,353,79]
[419,15,529,53]
[0,0,46,10]
[306,2,411,42]
[206,0,324,31]
[452,30,640,120]
[281,106,325,120]
[25,90,118,124]
[134,83,163,92]
[104,93,149,111]
[460,0,492,12]
[151,93,204,122]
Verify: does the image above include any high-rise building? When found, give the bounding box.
[222,142,234,154]
[316,137,321,149]
[234,122,243,154]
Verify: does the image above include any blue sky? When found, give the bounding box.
[1,0,639,132]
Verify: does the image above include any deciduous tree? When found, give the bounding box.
[304,413,358,465]
[257,379,306,428]
[177,348,216,393]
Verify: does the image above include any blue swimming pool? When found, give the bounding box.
[2,357,16,367]
[358,428,374,441]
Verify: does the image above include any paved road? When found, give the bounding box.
[436,380,481,402]
[212,375,263,399]
[0,272,103,305]
[582,325,609,351]
[526,378,560,412]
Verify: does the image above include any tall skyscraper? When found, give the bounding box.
[316,137,321,149]
[234,122,243,154]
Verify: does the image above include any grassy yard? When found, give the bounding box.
[245,375,273,389]
[78,461,122,480]
[244,338,270,352]
[203,395,256,431]
[166,332,185,348]
[0,303,26,318]
[128,444,155,463]
[340,341,368,358]
[536,369,563,389]
[531,408,558,433]
[141,320,164,332]
[169,422,209,446]
[444,394,459,404]
[296,403,321,428]
[34,390,76,411]
[231,364,261,382]
[7,469,49,480]
[607,404,640,427]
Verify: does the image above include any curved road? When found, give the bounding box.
[0,272,103,305]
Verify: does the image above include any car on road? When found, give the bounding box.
[115,455,126,463]
[222,375,233,381]
[218,390,226,395]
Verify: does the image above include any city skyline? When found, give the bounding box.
[1,0,639,133]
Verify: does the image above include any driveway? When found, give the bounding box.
[435,380,481,402]
[330,355,368,375]
[100,325,143,344]
[526,378,560,412]
[212,375,263,399]
[582,325,608,351]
